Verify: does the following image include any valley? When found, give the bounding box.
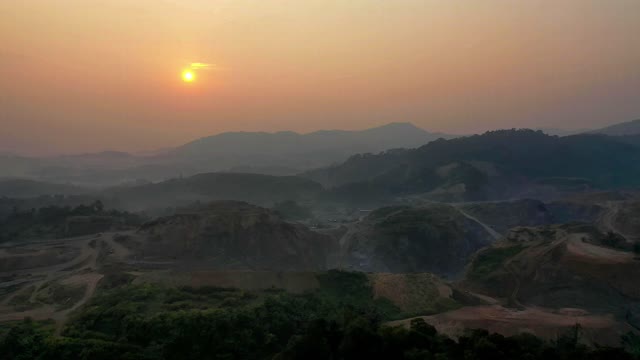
[4,2,640,357]
[2,128,640,358]
[1,193,639,349]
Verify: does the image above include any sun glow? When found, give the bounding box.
[182,70,195,82]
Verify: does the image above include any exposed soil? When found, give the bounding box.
[390,305,633,347]
[0,232,131,331]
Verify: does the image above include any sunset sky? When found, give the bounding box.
[1,0,640,155]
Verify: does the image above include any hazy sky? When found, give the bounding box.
[1,1,640,155]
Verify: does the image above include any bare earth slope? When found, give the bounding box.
[133,201,337,271]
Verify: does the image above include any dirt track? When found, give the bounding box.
[0,232,132,329]
[565,234,634,264]
[454,206,502,240]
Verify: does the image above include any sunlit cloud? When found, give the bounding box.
[189,62,224,71]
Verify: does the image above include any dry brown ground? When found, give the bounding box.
[389,305,633,347]
[0,232,130,331]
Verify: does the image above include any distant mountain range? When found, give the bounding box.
[590,118,640,136]
[304,129,640,203]
[92,129,640,210]
[2,119,640,189]
[166,122,455,171]
[0,123,456,186]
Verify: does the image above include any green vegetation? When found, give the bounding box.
[469,245,524,280]
[623,332,640,358]
[400,274,460,317]
[314,130,640,202]
[316,270,403,320]
[1,299,636,360]
[7,283,87,312]
[0,201,145,242]
[0,273,636,359]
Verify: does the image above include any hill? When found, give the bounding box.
[128,201,336,270]
[103,172,324,211]
[0,123,456,186]
[462,223,640,315]
[305,129,640,202]
[333,204,496,276]
[0,178,88,198]
[591,119,640,136]
[169,122,455,172]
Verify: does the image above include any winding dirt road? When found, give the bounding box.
[0,232,132,329]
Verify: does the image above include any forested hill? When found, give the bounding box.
[305,130,640,202]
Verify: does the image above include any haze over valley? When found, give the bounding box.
[2,1,640,359]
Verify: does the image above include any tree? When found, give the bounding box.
[0,318,47,360]
[93,200,104,213]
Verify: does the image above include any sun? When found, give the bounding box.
[182,69,195,82]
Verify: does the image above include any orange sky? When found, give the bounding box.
[1,0,640,155]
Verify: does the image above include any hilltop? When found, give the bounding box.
[131,201,336,270]
[591,119,640,136]
[306,129,640,202]
[332,204,496,275]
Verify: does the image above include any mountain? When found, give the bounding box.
[305,129,640,202]
[0,155,44,179]
[168,122,456,172]
[0,123,456,186]
[591,119,640,136]
[102,172,324,211]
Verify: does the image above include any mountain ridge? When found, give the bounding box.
[590,119,640,136]
[305,129,640,202]
[0,123,456,186]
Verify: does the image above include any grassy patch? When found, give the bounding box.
[67,283,260,327]
[0,319,55,341]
